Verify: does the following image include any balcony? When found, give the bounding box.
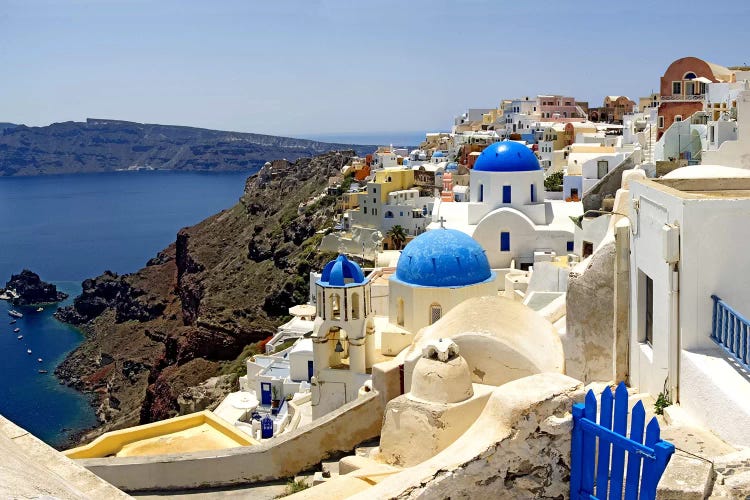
[660,94,706,102]
[711,294,750,372]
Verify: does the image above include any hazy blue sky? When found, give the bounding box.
[2,0,749,139]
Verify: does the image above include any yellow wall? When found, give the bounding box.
[65,410,257,459]
[372,169,415,203]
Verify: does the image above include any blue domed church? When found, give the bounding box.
[432,141,581,269]
[388,229,496,337]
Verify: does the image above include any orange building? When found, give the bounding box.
[656,57,735,139]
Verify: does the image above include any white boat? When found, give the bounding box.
[17,335,22,340]
[36,307,44,312]
[37,358,43,363]
[26,349,31,355]
[8,310,23,319]
[13,328,20,333]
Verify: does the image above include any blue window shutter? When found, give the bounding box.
[501,232,510,251]
[567,241,574,252]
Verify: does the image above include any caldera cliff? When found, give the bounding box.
[55,150,350,443]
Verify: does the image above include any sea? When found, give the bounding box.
[0,169,254,447]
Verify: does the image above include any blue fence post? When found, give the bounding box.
[595,387,614,499]
[570,403,584,500]
[582,391,597,496]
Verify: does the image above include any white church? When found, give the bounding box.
[431,141,582,269]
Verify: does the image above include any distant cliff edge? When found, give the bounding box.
[54,150,348,444]
[0,118,375,176]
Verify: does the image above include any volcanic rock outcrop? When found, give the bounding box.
[5,270,68,305]
[55,150,350,443]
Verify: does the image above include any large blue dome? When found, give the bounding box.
[432,151,445,158]
[473,141,540,172]
[394,229,494,287]
[319,254,366,287]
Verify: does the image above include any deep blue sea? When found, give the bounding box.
[0,170,253,447]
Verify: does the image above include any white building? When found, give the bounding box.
[310,255,376,419]
[432,141,581,270]
[628,165,750,446]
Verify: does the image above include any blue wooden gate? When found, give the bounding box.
[260,382,272,406]
[570,382,675,500]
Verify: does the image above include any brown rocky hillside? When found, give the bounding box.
[55,150,351,445]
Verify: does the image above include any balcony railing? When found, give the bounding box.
[711,294,750,371]
[660,94,706,102]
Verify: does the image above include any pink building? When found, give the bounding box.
[538,95,586,122]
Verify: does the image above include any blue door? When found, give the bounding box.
[307,360,314,382]
[260,382,272,406]
[530,184,536,203]
[503,185,511,203]
[261,416,274,439]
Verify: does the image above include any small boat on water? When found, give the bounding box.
[36,307,44,312]
[8,310,23,319]
[38,370,48,374]
[17,335,22,340]
[37,358,43,363]
[13,328,20,333]
[27,349,32,354]
[9,319,16,324]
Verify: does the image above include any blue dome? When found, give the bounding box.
[394,229,493,287]
[432,151,445,158]
[319,255,366,287]
[473,141,540,172]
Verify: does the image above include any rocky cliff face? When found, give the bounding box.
[5,270,68,305]
[0,119,374,176]
[55,150,348,443]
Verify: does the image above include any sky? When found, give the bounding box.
[1,0,749,140]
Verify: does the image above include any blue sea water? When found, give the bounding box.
[0,170,254,446]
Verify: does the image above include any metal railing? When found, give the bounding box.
[711,294,750,371]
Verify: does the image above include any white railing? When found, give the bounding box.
[660,94,705,102]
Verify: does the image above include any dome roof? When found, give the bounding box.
[319,254,366,287]
[432,151,445,158]
[473,141,540,172]
[395,229,493,287]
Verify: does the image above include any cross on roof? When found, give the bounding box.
[437,216,447,228]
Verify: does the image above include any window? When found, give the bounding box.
[567,241,574,252]
[597,160,609,179]
[373,198,376,203]
[384,211,394,219]
[571,187,579,199]
[478,184,484,202]
[644,273,653,346]
[530,184,536,202]
[502,185,512,203]
[500,232,510,251]
[363,207,367,214]
[582,241,593,258]
[710,126,715,143]
[658,116,664,129]
[674,115,682,122]
[373,187,377,194]
[429,303,442,325]
[683,72,696,80]
[672,81,682,95]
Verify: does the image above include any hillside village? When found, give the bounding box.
[7,55,750,499]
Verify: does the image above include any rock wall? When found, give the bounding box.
[564,240,617,384]
[353,373,584,500]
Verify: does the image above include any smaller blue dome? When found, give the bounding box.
[432,151,445,158]
[473,141,540,172]
[394,229,493,288]
[447,162,458,170]
[319,254,366,287]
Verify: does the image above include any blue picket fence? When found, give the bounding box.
[570,382,675,500]
[711,294,750,372]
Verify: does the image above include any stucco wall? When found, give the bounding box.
[350,373,584,500]
[77,392,383,492]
